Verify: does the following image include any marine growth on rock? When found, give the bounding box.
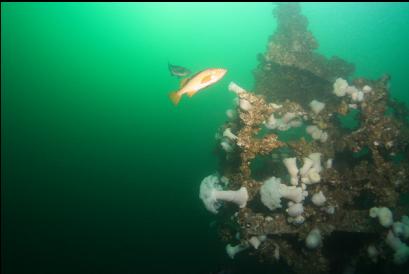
[199,3,409,274]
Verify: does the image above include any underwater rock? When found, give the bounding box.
[201,3,409,274]
[253,3,355,107]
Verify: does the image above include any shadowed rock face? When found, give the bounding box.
[254,3,355,107]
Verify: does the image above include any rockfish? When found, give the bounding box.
[169,68,227,106]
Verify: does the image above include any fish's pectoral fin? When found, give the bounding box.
[169,91,182,106]
[201,75,212,84]
[180,77,190,88]
[186,90,197,97]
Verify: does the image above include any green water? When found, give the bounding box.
[2,3,409,274]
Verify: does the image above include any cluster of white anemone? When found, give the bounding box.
[203,80,364,260]
[333,77,371,103]
[225,234,268,259]
[306,125,328,143]
[219,127,238,153]
[218,82,250,153]
[298,153,323,185]
[228,81,253,112]
[387,216,409,263]
[259,153,327,225]
[265,112,303,131]
[258,176,305,224]
[368,207,409,265]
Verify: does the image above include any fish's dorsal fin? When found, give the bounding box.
[201,74,212,84]
[180,77,190,88]
[186,90,197,97]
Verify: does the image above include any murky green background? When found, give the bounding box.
[2,3,409,274]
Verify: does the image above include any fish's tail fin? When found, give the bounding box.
[169,91,182,106]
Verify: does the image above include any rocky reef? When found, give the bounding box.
[254,3,355,108]
[200,3,409,274]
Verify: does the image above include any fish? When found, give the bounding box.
[168,62,191,78]
[168,68,227,106]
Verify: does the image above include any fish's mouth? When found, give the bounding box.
[218,69,228,77]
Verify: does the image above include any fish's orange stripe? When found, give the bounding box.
[201,75,212,84]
